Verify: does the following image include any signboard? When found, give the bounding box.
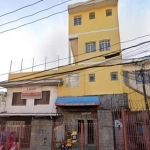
[21,87,42,99]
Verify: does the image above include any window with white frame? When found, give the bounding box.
[66,74,79,88]
[74,16,82,26]
[111,72,118,81]
[89,12,95,19]
[85,42,96,53]
[99,40,110,51]
[89,74,95,82]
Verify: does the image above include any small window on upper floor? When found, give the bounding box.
[99,40,110,51]
[111,72,118,81]
[89,12,95,20]
[89,74,95,82]
[74,16,82,26]
[12,92,26,106]
[86,42,96,53]
[106,9,112,16]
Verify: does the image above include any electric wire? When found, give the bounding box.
[0,0,95,34]
[1,56,120,95]
[0,39,150,78]
[0,0,44,18]
[0,55,135,92]
[0,0,73,27]
[0,56,147,89]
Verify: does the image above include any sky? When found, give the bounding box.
[0,0,150,84]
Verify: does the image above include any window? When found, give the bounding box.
[89,74,95,82]
[106,9,112,16]
[86,42,96,53]
[74,16,82,26]
[111,72,118,81]
[87,120,94,144]
[135,71,150,84]
[34,91,50,105]
[89,12,95,19]
[12,93,26,106]
[66,74,79,88]
[99,40,110,51]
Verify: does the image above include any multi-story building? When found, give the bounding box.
[1,0,149,150]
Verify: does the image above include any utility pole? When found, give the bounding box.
[140,63,149,110]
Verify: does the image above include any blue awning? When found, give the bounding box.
[55,96,100,106]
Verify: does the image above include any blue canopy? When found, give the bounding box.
[55,96,100,106]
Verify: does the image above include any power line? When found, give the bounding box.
[0,0,73,27]
[122,41,150,52]
[0,37,150,77]
[0,55,121,93]
[0,50,121,83]
[0,10,67,34]
[0,57,143,89]
[0,55,149,93]
[1,55,148,87]
[0,0,44,18]
[1,40,150,83]
[0,0,95,34]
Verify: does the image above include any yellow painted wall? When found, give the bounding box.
[69,6,119,34]
[58,65,124,96]
[8,64,123,96]
[123,84,150,111]
[123,64,150,111]
[7,2,130,109]
[69,5,121,63]
[77,29,121,62]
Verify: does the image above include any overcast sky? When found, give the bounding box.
[0,0,150,83]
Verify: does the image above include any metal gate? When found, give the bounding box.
[53,121,99,150]
[124,110,150,150]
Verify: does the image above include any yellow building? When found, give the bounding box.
[68,0,121,63]
[7,0,125,103]
[57,0,124,98]
[1,1,150,149]
[6,0,126,104]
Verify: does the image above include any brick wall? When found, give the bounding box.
[30,119,53,150]
[98,109,114,150]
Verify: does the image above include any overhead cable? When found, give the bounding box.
[0,0,44,18]
[0,0,73,27]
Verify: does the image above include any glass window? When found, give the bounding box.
[106,9,112,16]
[89,74,95,82]
[89,12,95,19]
[74,16,82,26]
[86,42,96,53]
[66,74,79,88]
[111,72,118,81]
[99,40,110,51]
